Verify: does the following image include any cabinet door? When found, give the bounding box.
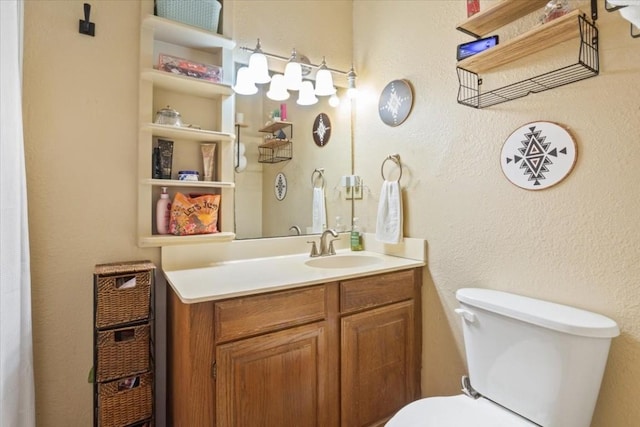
[216,322,331,427]
[341,300,418,427]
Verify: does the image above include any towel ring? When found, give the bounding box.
[311,168,326,189]
[381,154,402,182]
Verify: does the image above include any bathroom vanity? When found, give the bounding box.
[163,238,425,427]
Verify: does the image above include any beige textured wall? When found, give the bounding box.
[22,0,639,426]
[22,1,157,425]
[352,1,640,426]
[22,0,353,425]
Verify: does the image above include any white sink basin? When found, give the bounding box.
[304,254,383,269]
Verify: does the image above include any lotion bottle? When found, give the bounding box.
[156,187,171,234]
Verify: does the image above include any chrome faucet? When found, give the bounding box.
[289,225,301,235]
[319,228,339,256]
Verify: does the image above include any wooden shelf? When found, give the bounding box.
[144,123,235,142]
[141,68,233,98]
[142,15,236,51]
[456,12,598,108]
[259,121,293,134]
[141,179,235,188]
[458,9,584,74]
[456,0,548,37]
[138,232,236,248]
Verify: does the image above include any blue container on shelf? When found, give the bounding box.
[156,0,222,33]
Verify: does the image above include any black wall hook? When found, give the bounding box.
[79,3,95,37]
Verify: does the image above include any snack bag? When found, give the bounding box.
[169,193,220,235]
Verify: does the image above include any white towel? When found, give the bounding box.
[312,187,327,233]
[376,180,403,244]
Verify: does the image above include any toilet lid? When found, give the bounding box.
[385,395,539,427]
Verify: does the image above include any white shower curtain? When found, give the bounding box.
[0,0,36,425]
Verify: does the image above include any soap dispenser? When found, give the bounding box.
[156,187,171,235]
[350,217,364,251]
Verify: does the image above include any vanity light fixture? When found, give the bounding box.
[234,39,357,106]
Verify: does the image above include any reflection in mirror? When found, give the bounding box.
[234,85,353,239]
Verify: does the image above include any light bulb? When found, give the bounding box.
[329,94,340,107]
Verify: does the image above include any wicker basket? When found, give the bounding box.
[97,324,150,382]
[156,0,222,33]
[98,372,153,427]
[95,270,151,328]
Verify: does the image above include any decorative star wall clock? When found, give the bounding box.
[378,79,413,127]
[313,113,331,147]
[274,172,287,201]
[501,121,577,190]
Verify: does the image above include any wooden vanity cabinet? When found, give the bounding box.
[340,269,422,427]
[167,268,422,427]
[214,285,339,427]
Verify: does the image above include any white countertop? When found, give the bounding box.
[161,234,427,304]
[164,249,424,303]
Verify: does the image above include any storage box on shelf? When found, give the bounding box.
[455,0,599,108]
[93,261,156,427]
[258,121,293,164]
[138,13,236,247]
[156,0,222,34]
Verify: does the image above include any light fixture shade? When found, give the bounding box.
[315,70,336,96]
[297,81,318,106]
[314,58,336,96]
[266,74,290,101]
[233,67,258,95]
[284,61,302,91]
[248,51,271,84]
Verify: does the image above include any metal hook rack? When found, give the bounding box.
[311,168,326,189]
[381,154,403,183]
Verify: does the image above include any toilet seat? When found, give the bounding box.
[385,394,539,427]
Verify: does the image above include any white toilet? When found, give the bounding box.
[386,288,620,427]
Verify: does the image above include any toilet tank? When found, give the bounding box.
[456,288,619,427]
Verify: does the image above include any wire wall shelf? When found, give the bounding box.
[258,139,292,163]
[457,14,598,109]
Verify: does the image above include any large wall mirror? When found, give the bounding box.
[234,83,353,239]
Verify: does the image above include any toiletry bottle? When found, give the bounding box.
[156,187,171,235]
[351,217,364,251]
